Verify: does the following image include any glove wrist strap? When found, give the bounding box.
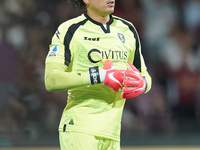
[89,66,101,84]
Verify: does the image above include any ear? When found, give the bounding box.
[83,0,89,4]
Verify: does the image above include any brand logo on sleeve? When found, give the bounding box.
[69,119,74,125]
[49,45,58,57]
[56,30,60,39]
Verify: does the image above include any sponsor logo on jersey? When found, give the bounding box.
[49,45,58,57]
[88,49,128,63]
[55,30,60,39]
[117,33,125,44]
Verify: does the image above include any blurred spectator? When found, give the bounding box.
[0,82,27,146]
[160,25,200,131]
[0,29,18,84]
[140,0,178,62]
[183,0,200,33]
[114,0,144,33]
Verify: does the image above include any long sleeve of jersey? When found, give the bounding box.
[45,62,89,92]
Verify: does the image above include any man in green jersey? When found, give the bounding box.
[45,0,152,149]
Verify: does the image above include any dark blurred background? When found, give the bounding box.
[0,0,200,148]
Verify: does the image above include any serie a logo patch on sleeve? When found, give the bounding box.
[49,45,59,57]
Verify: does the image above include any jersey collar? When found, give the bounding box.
[84,12,113,33]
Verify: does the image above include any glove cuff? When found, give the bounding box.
[99,69,106,83]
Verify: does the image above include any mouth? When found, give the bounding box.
[107,1,114,6]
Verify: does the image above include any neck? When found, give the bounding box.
[87,10,110,24]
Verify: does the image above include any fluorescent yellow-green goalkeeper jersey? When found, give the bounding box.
[45,13,151,141]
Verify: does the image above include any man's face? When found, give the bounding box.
[85,0,115,16]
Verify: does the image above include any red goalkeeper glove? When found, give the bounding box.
[88,60,125,92]
[121,62,146,99]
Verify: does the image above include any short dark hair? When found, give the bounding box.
[68,0,86,10]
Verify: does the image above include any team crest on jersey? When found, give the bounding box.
[49,45,59,57]
[117,33,125,44]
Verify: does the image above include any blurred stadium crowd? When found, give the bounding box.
[0,0,200,147]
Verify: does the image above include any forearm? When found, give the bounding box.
[45,62,89,92]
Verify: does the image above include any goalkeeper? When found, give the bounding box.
[44,0,152,149]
